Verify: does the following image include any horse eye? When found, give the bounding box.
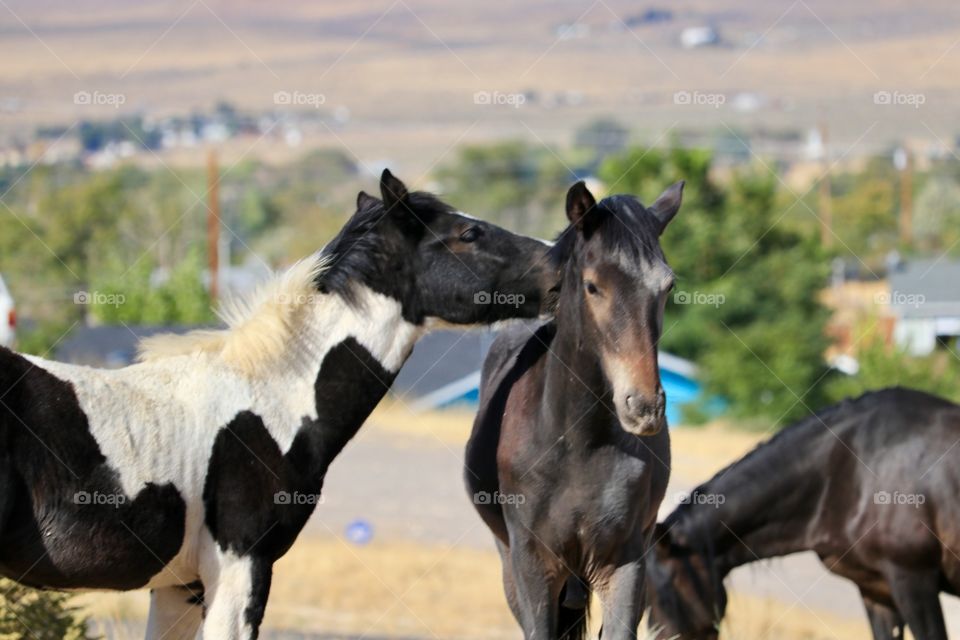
[585,281,599,295]
[459,227,482,243]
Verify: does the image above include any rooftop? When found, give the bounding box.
[889,259,960,319]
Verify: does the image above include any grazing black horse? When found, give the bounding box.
[465,180,684,639]
[647,387,960,640]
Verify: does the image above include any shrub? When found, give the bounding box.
[0,579,93,640]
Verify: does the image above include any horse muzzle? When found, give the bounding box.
[618,389,667,436]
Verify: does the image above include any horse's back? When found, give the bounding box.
[797,388,960,580]
[831,388,960,471]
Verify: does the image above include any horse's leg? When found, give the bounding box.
[495,540,524,625]
[596,559,645,640]
[510,539,559,640]
[887,568,947,640]
[200,553,273,640]
[859,590,903,640]
[145,583,204,640]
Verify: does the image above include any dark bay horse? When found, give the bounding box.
[465,180,684,639]
[0,170,559,640]
[647,387,960,640]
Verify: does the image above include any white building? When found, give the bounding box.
[889,259,960,356]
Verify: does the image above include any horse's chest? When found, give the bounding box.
[510,453,651,550]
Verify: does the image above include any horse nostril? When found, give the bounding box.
[625,393,651,414]
[625,390,666,417]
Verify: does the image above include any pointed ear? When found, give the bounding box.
[653,522,683,556]
[380,169,409,212]
[649,180,684,234]
[565,181,598,232]
[356,190,379,210]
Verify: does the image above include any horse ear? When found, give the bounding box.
[654,521,690,556]
[649,180,684,234]
[380,169,410,213]
[566,181,598,233]
[653,522,673,554]
[356,190,379,210]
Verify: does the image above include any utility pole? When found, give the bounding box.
[817,118,833,249]
[207,149,220,302]
[895,146,913,246]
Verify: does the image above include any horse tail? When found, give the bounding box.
[558,577,590,640]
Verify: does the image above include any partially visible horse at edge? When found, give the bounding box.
[0,170,560,640]
[646,387,960,640]
[466,179,684,639]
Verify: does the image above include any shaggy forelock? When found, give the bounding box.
[315,192,456,303]
[548,194,666,271]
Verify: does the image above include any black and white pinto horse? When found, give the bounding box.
[0,170,559,639]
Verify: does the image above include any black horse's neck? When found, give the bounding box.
[669,416,835,575]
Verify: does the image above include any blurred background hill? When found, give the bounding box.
[2,0,960,168]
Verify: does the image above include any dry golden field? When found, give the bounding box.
[4,0,960,172]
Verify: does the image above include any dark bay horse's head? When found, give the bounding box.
[646,523,726,639]
[319,169,559,325]
[555,180,683,436]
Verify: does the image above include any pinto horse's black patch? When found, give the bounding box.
[203,338,396,559]
[0,347,186,590]
[202,337,397,631]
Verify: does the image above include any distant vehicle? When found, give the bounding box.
[0,275,14,348]
[680,26,720,49]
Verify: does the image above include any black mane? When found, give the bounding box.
[665,387,945,533]
[315,192,455,302]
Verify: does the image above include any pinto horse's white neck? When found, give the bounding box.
[136,266,424,446]
[298,285,422,376]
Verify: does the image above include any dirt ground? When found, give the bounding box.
[77,406,959,638]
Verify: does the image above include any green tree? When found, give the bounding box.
[436,141,574,236]
[90,250,214,326]
[827,325,960,405]
[914,174,960,254]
